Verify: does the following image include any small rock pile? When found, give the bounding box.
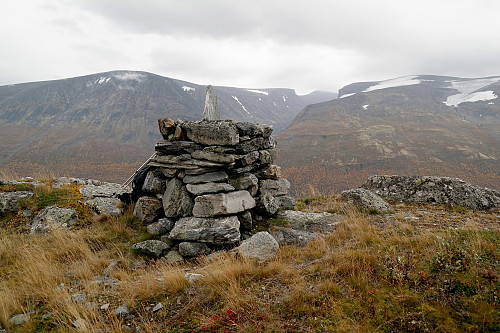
[131,118,295,260]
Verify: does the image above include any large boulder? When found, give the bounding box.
[80,182,130,200]
[141,169,166,194]
[233,232,279,263]
[31,206,78,234]
[0,191,33,215]
[362,175,500,210]
[192,190,256,217]
[340,188,392,213]
[169,216,240,244]
[269,227,318,247]
[162,178,194,219]
[133,196,163,224]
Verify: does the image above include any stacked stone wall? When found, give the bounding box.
[132,118,294,259]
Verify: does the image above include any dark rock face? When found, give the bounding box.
[362,175,500,210]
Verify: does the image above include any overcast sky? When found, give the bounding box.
[1,0,499,94]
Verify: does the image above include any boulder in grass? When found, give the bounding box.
[169,216,240,244]
[233,231,279,263]
[133,196,163,224]
[31,206,78,234]
[340,188,392,213]
[131,240,171,258]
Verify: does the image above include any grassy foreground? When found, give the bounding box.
[0,186,499,332]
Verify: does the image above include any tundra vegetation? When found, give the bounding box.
[0,179,498,332]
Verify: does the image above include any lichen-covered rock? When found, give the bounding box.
[233,231,279,263]
[340,188,392,213]
[269,227,319,247]
[133,196,163,224]
[229,173,258,196]
[235,122,273,138]
[186,182,235,196]
[274,195,295,210]
[178,242,211,257]
[142,169,166,194]
[85,197,122,215]
[362,175,500,210]
[131,240,171,257]
[254,165,282,179]
[192,190,256,217]
[161,250,184,264]
[191,150,236,164]
[162,178,194,219]
[169,216,240,244]
[183,171,228,184]
[31,206,78,234]
[255,194,279,216]
[0,191,33,215]
[182,120,239,146]
[158,117,176,139]
[277,210,340,233]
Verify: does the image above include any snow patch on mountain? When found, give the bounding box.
[363,76,421,92]
[232,96,250,114]
[339,93,355,99]
[444,78,500,106]
[86,77,111,87]
[182,86,195,92]
[247,89,268,95]
[362,104,369,110]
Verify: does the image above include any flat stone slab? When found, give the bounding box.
[183,171,228,184]
[182,120,240,146]
[186,182,235,196]
[169,216,240,244]
[277,210,341,234]
[259,179,291,196]
[193,190,256,217]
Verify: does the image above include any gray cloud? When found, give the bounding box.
[0,0,499,94]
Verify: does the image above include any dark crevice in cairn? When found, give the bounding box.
[131,114,294,260]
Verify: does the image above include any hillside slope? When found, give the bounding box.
[0,71,336,181]
[277,75,500,194]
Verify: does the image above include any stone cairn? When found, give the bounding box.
[131,117,294,259]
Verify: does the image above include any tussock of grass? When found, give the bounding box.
[0,191,498,332]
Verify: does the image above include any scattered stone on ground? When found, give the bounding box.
[30,206,78,234]
[340,187,393,213]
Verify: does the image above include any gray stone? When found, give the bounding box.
[193,190,256,217]
[259,179,291,196]
[159,235,177,248]
[31,206,78,234]
[340,188,393,213]
[72,318,87,329]
[152,154,225,168]
[185,167,218,175]
[152,302,163,312]
[142,169,166,194]
[274,195,295,210]
[146,221,168,236]
[169,216,240,244]
[203,85,221,121]
[255,194,279,216]
[259,149,277,165]
[191,150,236,164]
[79,182,130,200]
[161,250,184,264]
[158,218,175,232]
[0,191,33,214]
[155,140,202,155]
[238,211,253,230]
[362,175,500,210]
[8,313,31,326]
[113,304,130,317]
[183,171,229,184]
[185,273,204,284]
[86,197,122,215]
[131,240,171,258]
[231,163,261,175]
[178,242,211,257]
[238,151,260,167]
[228,173,258,196]
[269,227,318,247]
[186,182,235,195]
[162,178,194,219]
[173,125,186,140]
[133,196,163,224]
[277,210,341,233]
[233,232,279,263]
[161,168,180,178]
[182,120,239,146]
[236,122,273,138]
[236,137,276,154]
[158,117,176,139]
[71,292,87,303]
